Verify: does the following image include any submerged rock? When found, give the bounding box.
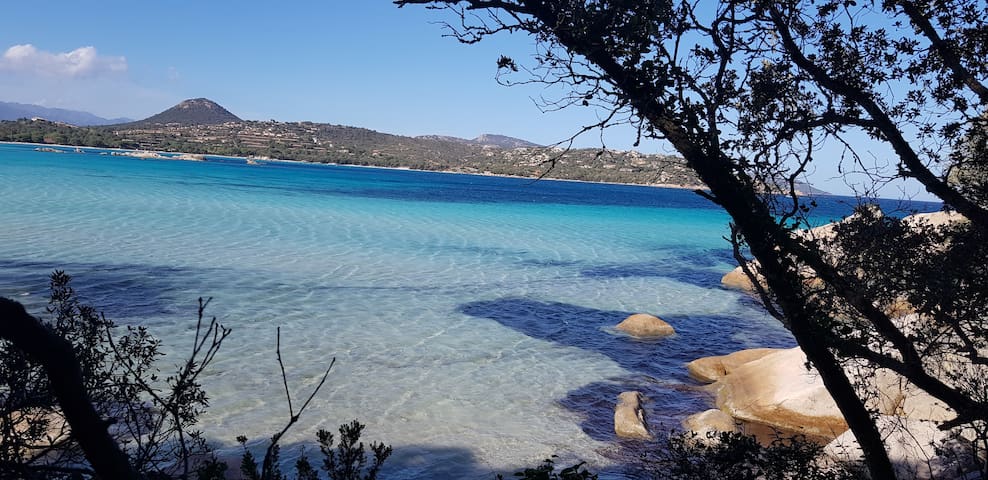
[614,391,652,440]
[615,313,674,338]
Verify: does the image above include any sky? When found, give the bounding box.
[0,1,641,147]
[0,1,937,199]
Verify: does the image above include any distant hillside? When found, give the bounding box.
[0,97,711,188]
[794,181,831,196]
[0,101,131,126]
[133,98,241,126]
[417,133,541,148]
[474,134,540,148]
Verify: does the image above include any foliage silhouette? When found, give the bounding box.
[651,430,863,480]
[395,0,988,477]
[0,271,223,479]
[0,272,389,479]
[496,455,598,480]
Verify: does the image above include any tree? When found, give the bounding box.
[0,272,226,479]
[0,273,389,480]
[394,1,988,478]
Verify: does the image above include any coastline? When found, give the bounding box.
[1,140,707,192]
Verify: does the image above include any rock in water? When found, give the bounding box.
[614,391,652,440]
[682,409,738,442]
[615,313,674,338]
[687,348,783,383]
[721,266,758,292]
[714,348,849,440]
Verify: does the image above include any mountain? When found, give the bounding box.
[0,96,705,187]
[416,133,540,148]
[0,101,132,126]
[472,134,540,148]
[416,134,474,144]
[794,181,831,196]
[134,98,242,126]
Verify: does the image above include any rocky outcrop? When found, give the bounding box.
[682,409,738,440]
[615,313,675,338]
[686,348,782,383]
[720,266,759,293]
[902,210,969,228]
[719,210,876,294]
[690,346,960,442]
[859,366,953,422]
[614,391,652,440]
[720,209,969,297]
[15,409,64,435]
[712,348,849,440]
[825,416,978,480]
[705,206,977,471]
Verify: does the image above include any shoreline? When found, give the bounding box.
[1,140,707,192]
[3,140,838,197]
[270,157,708,191]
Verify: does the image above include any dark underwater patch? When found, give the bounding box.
[579,261,725,289]
[458,297,793,379]
[458,297,795,451]
[0,258,208,319]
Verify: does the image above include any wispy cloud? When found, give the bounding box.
[0,44,127,78]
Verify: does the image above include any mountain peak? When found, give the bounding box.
[174,98,224,110]
[136,98,241,126]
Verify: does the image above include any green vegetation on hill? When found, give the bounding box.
[0,117,702,187]
[0,119,137,149]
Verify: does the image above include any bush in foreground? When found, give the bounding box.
[0,272,389,480]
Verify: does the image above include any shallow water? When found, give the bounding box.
[0,143,939,478]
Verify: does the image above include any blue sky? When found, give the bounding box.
[0,1,650,150]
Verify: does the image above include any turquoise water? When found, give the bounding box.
[0,143,938,478]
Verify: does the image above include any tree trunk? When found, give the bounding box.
[0,298,140,480]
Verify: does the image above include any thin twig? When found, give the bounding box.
[260,328,336,479]
[276,327,295,418]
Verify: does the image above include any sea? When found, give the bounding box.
[0,142,941,478]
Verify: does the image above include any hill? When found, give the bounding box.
[108,119,702,186]
[0,101,132,126]
[417,134,541,148]
[0,97,710,188]
[473,134,540,148]
[133,98,242,126]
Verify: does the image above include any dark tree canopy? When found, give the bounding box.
[396,0,988,478]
